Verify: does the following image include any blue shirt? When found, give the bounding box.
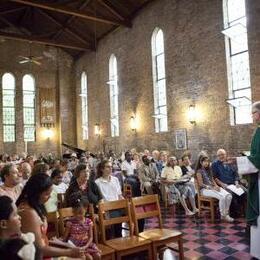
[211,160,239,184]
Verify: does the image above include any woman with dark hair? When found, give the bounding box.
[0,196,21,239]
[31,163,49,176]
[16,174,83,258]
[195,155,233,222]
[0,196,42,259]
[95,160,123,238]
[64,164,102,209]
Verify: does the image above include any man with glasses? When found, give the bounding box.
[212,149,246,218]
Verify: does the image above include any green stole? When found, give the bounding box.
[247,127,260,226]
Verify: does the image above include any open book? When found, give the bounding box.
[236,156,258,175]
[227,184,244,196]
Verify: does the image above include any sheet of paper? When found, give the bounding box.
[227,184,245,196]
[236,156,258,175]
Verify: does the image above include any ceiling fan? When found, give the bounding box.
[18,55,43,65]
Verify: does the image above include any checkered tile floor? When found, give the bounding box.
[144,206,251,260]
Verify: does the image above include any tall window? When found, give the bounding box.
[223,0,252,124]
[23,74,36,141]
[2,73,16,142]
[81,72,88,140]
[151,28,168,132]
[109,54,119,137]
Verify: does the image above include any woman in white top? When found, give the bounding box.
[95,160,123,238]
[161,157,198,216]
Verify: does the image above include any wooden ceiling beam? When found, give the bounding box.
[8,0,129,26]
[37,9,91,46]
[0,31,90,51]
[0,6,26,15]
[0,15,31,36]
[96,0,132,27]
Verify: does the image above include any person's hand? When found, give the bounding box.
[213,186,220,192]
[68,247,84,258]
[227,157,236,164]
[235,182,240,188]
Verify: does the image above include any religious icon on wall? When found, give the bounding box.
[40,88,55,127]
[175,129,187,150]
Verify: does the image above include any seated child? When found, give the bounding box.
[63,194,101,260]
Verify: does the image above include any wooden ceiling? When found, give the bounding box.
[0,0,154,58]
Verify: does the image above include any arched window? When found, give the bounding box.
[23,74,36,141]
[223,0,251,124]
[109,54,119,137]
[81,72,88,140]
[2,73,16,142]
[151,28,168,132]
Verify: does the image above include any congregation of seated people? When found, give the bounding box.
[0,148,248,259]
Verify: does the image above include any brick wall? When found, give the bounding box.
[0,41,76,156]
[74,0,260,160]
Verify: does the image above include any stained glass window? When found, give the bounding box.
[151,28,168,132]
[223,0,252,124]
[109,54,119,137]
[23,74,36,141]
[2,73,16,142]
[81,72,88,140]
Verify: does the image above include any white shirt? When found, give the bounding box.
[121,160,136,176]
[54,182,68,193]
[95,176,122,201]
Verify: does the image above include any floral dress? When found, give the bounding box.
[66,217,100,256]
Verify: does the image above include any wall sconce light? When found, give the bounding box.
[188,105,196,124]
[130,116,137,132]
[43,128,54,139]
[94,123,101,136]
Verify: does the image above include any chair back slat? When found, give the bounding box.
[58,207,74,236]
[100,199,128,211]
[134,210,159,220]
[47,211,59,238]
[89,204,99,244]
[98,199,133,243]
[131,194,163,234]
[102,216,129,226]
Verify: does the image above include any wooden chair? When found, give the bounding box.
[46,211,59,239]
[123,183,132,199]
[131,194,184,260]
[195,179,218,223]
[59,206,115,260]
[98,199,153,260]
[58,207,74,236]
[89,205,115,260]
[57,193,65,208]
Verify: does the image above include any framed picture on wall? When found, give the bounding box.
[175,129,187,150]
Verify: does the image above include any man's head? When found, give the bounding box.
[51,168,63,186]
[216,149,227,162]
[20,162,31,180]
[125,151,132,162]
[182,155,191,166]
[152,150,160,161]
[1,164,20,187]
[252,101,260,124]
[142,155,150,166]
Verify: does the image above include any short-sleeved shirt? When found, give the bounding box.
[0,184,22,202]
[121,160,136,176]
[212,160,239,184]
[95,176,122,201]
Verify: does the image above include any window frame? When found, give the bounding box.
[151,28,168,132]
[23,74,36,142]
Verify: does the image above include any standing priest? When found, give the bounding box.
[247,101,260,259]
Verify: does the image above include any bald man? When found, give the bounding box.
[247,101,260,259]
[212,149,246,218]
